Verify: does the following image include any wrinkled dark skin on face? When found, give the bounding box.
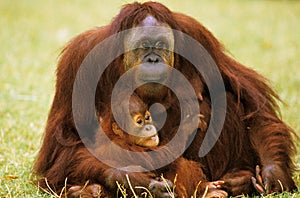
[123,16,175,101]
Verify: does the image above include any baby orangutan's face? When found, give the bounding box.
[129,110,159,147]
[112,110,159,148]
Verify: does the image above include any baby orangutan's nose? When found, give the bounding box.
[145,125,153,131]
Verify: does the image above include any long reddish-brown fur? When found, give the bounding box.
[33,2,297,197]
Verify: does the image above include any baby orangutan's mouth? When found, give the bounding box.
[140,134,159,147]
[150,134,159,142]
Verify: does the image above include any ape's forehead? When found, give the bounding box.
[124,15,174,49]
[142,15,160,26]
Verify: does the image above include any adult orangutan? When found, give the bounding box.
[33,1,297,197]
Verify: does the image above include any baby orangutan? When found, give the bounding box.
[100,94,159,150]
[110,94,159,148]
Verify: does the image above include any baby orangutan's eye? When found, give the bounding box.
[145,115,151,121]
[136,119,143,125]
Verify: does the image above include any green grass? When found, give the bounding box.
[0,0,299,197]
